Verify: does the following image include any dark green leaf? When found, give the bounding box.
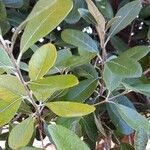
[61,29,98,54]
[3,0,23,8]
[109,0,142,38]
[65,78,98,102]
[103,64,122,92]
[120,46,150,61]
[65,0,85,24]
[134,127,148,150]
[115,103,150,133]
[78,8,97,25]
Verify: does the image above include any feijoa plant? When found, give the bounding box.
[0,0,150,149]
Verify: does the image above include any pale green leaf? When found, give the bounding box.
[106,58,142,78]
[21,0,73,53]
[0,97,21,127]
[29,43,56,80]
[47,124,90,150]
[115,104,150,133]
[120,46,150,61]
[134,127,148,150]
[65,78,98,102]
[0,47,12,69]
[28,75,79,101]
[0,75,26,97]
[61,29,98,54]
[109,0,142,38]
[46,101,95,117]
[9,116,35,149]
[103,64,122,92]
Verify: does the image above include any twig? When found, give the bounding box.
[0,35,40,117]
[128,20,135,47]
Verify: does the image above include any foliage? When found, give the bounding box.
[0,0,150,149]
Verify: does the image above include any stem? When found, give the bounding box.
[38,125,45,148]
[0,36,40,117]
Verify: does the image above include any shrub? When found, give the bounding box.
[0,0,150,149]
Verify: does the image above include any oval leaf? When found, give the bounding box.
[0,75,26,97]
[61,29,98,54]
[28,75,79,101]
[103,64,122,92]
[0,97,21,127]
[106,58,142,78]
[115,104,150,133]
[120,46,150,61]
[9,116,35,149]
[65,78,98,102]
[21,0,73,53]
[29,43,57,80]
[46,101,95,117]
[108,0,142,38]
[46,124,90,150]
[134,127,148,150]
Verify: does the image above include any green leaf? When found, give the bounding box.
[103,64,122,92]
[0,1,7,22]
[61,29,98,54]
[29,43,56,80]
[9,116,35,149]
[106,58,142,78]
[48,53,96,74]
[95,0,114,19]
[65,78,98,102]
[3,0,23,8]
[122,82,150,97]
[65,0,85,24]
[46,101,95,117]
[109,0,142,38]
[82,114,98,141]
[21,0,73,53]
[28,75,79,100]
[110,36,128,53]
[107,96,134,135]
[94,114,106,137]
[120,46,150,61]
[78,8,97,25]
[46,124,90,150]
[114,103,150,133]
[0,97,21,127]
[0,75,26,97]
[0,47,12,69]
[72,64,98,79]
[134,127,148,150]
[57,117,81,130]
